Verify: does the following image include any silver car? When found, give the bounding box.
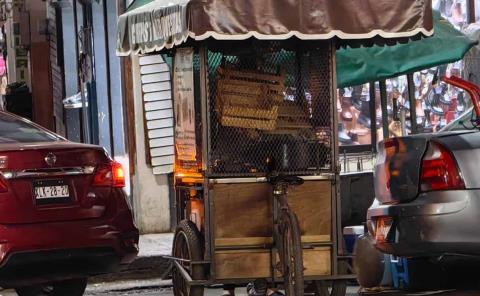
[355,77,480,289]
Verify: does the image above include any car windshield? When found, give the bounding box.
[0,112,61,143]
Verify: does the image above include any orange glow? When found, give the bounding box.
[175,172,203,178]
[189,199,205,231]
[112,162,126,188]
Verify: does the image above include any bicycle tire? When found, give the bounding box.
[172,220,205,296]
[279,210,304,296]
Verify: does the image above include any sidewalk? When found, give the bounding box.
[92,233,174,282]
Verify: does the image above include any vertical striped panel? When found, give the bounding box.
[140,54,174,175]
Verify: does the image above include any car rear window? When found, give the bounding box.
[0,113,60,143]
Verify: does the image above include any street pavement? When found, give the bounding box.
[0,279,479,295]
[0,234,476,295]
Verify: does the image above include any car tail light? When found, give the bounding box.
[420,142,464,192]
[0,175,8,193]
[93,161,126,188]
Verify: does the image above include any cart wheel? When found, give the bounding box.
[279,210,304,296]
[313,262,348,296]
[172,220,205,296]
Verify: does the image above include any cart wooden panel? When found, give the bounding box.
[214,247,331,279]
[211,180,332,279]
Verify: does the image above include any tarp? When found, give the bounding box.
[336,11,476,88]
[117,0,433,56]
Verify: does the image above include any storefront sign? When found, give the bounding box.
[117,1,189,55]
[130,8,184,46]
[174,47,196,163]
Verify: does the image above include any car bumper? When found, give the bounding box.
[367,190,480,257]
[0,213,138,286]
[0,247,121,288]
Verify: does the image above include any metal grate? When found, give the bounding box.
[206,41,335,177]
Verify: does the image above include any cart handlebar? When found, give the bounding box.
[267,174,304,186]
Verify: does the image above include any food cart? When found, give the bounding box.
[117,1,434,295]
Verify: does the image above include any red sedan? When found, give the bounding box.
[0,111,139,295]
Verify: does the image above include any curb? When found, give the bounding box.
[91,255,171,283]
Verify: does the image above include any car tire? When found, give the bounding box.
[15,278,87,296]
[354,234,385,288]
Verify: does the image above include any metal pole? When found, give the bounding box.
[468,0,475,24]
[400,108,407,136]
[330,41,341,275]
[369,82,377,150]
[379,80,389,139]
[407,73,417,134]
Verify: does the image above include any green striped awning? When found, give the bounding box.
[336,11,477,88]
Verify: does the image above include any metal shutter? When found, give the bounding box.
[139,54,174,174]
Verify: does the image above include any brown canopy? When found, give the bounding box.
[117,0,433,56]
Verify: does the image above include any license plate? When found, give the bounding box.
[375,217,393,243]
[33,179,70,204]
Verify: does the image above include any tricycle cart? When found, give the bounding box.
[116,0,434,295]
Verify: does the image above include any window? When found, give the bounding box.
[384,76,410,138]
[412,64,471,133]
[476,0,480,21]
[433,0,468,28]
[338,83,373,147]
[0,113,61,143]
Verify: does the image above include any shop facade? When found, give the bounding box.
[1,0,139,224]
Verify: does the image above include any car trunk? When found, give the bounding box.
[374,137,429,204]
[0,141,112,224]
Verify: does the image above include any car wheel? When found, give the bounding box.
[15,278,87,296]
[354,234,385,288]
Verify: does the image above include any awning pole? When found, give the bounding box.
[407,73,418,134]
[379,80,389,139]
[369,82,377,151]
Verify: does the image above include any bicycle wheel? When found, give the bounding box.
[279,210,304,296]
[172,220,205,296]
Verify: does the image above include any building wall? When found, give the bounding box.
[131,55,171,233]
[47,5,66,136]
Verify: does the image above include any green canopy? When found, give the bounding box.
[126,0,152,11]
[336,11,477,88]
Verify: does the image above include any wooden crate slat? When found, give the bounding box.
[278,105,308,117]
[276,120,312,129]
[218,79,285,94]
[219,93,283,107]
[218,67,285,85]
[222,105,278,120]
[220,116,276,130]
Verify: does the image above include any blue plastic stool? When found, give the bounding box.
[390,256,410,289]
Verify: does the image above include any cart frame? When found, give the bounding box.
[169,41,355,294]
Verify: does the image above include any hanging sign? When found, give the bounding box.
[174,47,197,163]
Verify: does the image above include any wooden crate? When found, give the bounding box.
[275,102,312,131]
[214,247,331,279]
[212,181,331,245]
[216,67,285,129]
[210,181,333,278]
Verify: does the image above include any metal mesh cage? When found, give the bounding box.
[206,41,335,177]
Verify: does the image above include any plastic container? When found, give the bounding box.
[343,225,364,254]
